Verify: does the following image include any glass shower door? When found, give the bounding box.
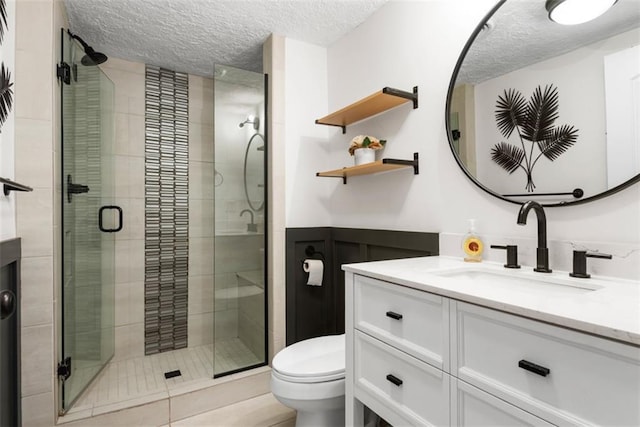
[60,29,116,412]
[213,64,267,376]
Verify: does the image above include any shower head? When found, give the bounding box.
[67,30,108,66]
[239,116,260,131]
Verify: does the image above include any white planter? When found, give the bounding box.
[354,148,376,165]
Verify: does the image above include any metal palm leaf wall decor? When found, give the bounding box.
[0,0,7,43]
[491,84,578,192]
[0,0,13,134]
[0,63,13,129]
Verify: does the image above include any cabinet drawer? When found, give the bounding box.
[453,301,640,426]
[354,274,449,370]
[354,330,450,427]
[452,378,553,426]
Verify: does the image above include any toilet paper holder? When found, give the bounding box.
[301,245,325,266]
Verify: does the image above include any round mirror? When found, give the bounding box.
[446,0,640,206]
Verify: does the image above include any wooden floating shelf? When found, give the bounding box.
[317,153,419,184]
[315,86,418,134]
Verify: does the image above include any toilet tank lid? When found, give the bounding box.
[272,334,345,378]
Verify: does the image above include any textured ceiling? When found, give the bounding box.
[458,0,640,84]
[63,0,389,76]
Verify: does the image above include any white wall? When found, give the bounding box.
[283,38,331,227]
[284,0,640,276]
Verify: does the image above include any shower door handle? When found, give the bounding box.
[98,205,123,233]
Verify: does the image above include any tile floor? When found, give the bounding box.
[169,393,295,427]
[69,338,262,414]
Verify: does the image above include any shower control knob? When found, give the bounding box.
[67,174,90,203]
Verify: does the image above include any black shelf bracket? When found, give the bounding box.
[0,177,34,196]
[314,120,347,134]
[316,172,347,185]
[383,152,419,175]
[382,86,419,109]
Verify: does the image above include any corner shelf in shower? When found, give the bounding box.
[236,270,264,288]
[315,86,418,134]
[316,153,419,184]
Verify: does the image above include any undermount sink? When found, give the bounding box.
[433,267,603,295]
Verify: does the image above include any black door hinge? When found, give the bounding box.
[57,62,71,85]
[57,356,72,381]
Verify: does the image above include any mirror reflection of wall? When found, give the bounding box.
[450,85,476,177]
[472,30,639,196]
[604,43,640,189]
[448,0,640,206]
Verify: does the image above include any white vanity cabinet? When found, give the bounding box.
[350,275,450,426]
[345,271,640,427]
[354,275,449,371]
[451,378,552,426]
[452,301,640,426]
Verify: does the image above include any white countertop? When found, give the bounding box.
[343,256,640,346]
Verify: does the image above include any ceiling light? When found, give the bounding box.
[545,0,618,25]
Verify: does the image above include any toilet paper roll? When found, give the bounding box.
[303,259,324,286]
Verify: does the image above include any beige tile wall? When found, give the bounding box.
[188,75,216,348]
[14,0,65,424]
[98,57,147,362]
[264,34,287,361]
[98,62,219,357]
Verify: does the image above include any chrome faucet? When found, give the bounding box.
[240,209,257,232]
[517,201,552,273]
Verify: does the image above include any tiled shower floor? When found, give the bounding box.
[69,338,262,414]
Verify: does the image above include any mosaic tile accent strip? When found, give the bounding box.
[144,65,189,355]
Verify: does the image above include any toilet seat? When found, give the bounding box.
[272,334,345,384]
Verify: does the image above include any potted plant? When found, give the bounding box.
[348,135,386,165]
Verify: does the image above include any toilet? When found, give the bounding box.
[270,334,346,427]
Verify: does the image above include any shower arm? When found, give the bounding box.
[67,30,92,52]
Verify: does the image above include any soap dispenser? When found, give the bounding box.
[462,219,484,262]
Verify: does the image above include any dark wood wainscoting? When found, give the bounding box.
[285,228,438,345]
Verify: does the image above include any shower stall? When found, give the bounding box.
[59,32,268,414]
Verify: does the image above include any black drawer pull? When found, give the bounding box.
[386,374,403,387]
[518,359,550,377]
[386,311,403,320]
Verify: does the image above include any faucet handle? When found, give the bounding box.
[570,250,612,278]
[490,245,521,269]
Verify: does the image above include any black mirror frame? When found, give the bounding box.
[445,0,640,207]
